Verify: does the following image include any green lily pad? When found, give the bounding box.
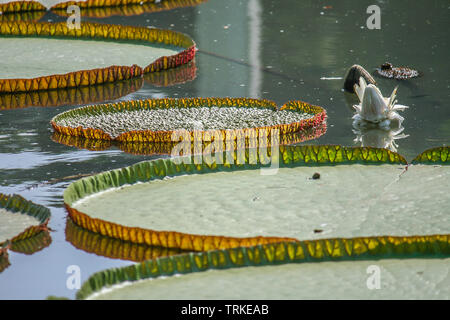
[0,193,51,273]
[0,38,181,80]
[51,98,326,143]
[412,146,449,164]
[0,0,188,12]
[64,145,410,251]
[0,208,42,244]
[75,237,450,300]
[0,21,196,93]
[89,258,450,299]
[0,193,50,245]
[71,163,448,241]
[50,0,208,18]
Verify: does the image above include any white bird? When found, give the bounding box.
[352,77,408,128]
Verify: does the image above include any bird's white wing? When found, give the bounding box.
[353,77,367,102]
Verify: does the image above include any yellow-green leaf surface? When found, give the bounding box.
[0,0,169,11]
[90,258,450,299]
[0,22,196,93]
[0,0,57,9]
[0,193,50,245]
[50,0,208,18]
[76,236,450,300]
[0,0,205,15]
[71,163,448,241]
[0,38,182,79]
[0,207,42,243]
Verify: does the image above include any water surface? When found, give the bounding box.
[0,0,449,299]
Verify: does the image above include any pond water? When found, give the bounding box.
[0,0,449,299]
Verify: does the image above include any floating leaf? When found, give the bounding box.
[0,193,50,245]
[63,145,416,251]
[0,193,51,273]
[76,235,450,299]
[51,97,327,144]
[51,121,327,156]
[0,0,205,13]
[51,0,208,18]
[412,146,449,165]
[0,0,46,14]
[0,21,196,93]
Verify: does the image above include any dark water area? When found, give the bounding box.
[0,0,448,299]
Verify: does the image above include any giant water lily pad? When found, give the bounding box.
[65,146,449,299]
[51,98,327,145]
[1,60,197,109]
[75,237,450,299]
[412,146,449,164]
[0,194,51,274]
[51,0,208,18]
[0,21,195,93]
[51,121,327,156]
[0,0,46,13]
[0,193,50,245]
[64,145,422,251]
[69,161,448,246]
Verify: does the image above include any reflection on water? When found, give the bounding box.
[0,230,52,274]
[143,60,197,87]
[51,121,327,156]
[0,11,46,23]
[353,126,409,153]
[0,249,9,273]
[0,78,143,110]
[10,230,52,255]
[65,219,187,262]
